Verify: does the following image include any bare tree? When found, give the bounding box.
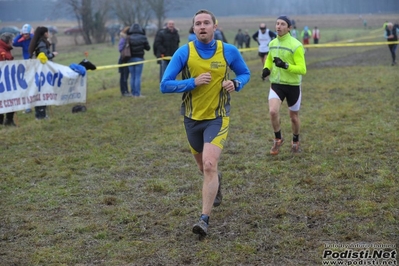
[135,0,154,28]
[56,0,111,44]
[91,0,112,43]
[113,0,138,27]
[80,0,93,44]
[112,0,153,27]
[147,0,184,29]
[147,0,166,30]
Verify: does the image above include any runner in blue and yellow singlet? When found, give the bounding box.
[160,9,250,237]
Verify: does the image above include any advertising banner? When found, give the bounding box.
[0,59,86,114]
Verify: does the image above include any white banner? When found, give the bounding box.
[0,59,87,114]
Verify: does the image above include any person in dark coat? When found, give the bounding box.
[118,26,131,96]
[234,29,245,49]
[127,23,150,97]
[385,22,399,66]
[244,30,251,48]
[153,20,180,82]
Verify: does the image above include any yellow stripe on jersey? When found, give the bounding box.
[183,40,229,120]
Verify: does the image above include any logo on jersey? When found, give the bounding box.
[210,61,226,69]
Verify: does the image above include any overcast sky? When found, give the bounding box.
[0,0,398,22]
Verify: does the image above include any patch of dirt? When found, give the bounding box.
[307,46,392,68]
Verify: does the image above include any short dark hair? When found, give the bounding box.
[192,9,216,25]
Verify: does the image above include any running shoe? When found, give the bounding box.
[270,138,284,155]
[291,141,301,154]
[192,219,208,236]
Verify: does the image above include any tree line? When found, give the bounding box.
[55,0,185,44]
[217,0,399,16]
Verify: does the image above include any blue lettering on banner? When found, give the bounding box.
[0,64,28,93]
[47,71,63,87]
[35,72,46,92]
[61,93,81,101]
[35,70,63,92]
[0,63,64,93]
[17,64,28,89]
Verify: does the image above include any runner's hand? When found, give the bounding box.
[195,72,212,86]
[262,68,270,79]
[273,57,288,69]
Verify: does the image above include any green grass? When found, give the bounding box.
[1,15,398,266]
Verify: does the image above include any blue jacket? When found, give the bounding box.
[12,33,33,59]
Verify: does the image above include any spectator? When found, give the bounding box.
[291,26,299,39]
[291,19,296,28]
[301,26,312,47]
[12,24,33,113]
[108,26,118,46]
[312,26,320,44]
[153,20,180,82]
[153,23,166,61]
[234,29,245,49]
[219,28,228,43]
[363,19,367,29]
[0,33,17,126]
[252,23,276,69]
[244,30,251,48]
[214,20,228,43]
[383,21,389,30]
[127,23,150,97]
[385,22,399,66]
[50,32,57,52]
[12,24,32,59]
[188,26,196,42]
[28,26,58,120]
[118,26,131,96]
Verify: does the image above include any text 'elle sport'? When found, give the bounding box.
[0,63,65,93]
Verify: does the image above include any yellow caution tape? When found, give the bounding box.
[96,56,172,70]
[303,40,399,48]
[94,41,399,71]
[240,41,399,50]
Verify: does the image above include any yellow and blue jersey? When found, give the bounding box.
[160,40,250,120]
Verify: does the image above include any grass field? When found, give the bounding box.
[1,14,398,265]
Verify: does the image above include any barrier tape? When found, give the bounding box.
[239,40,399,51]
[96,56,172,70]
[303,40,399,48]
[95,40,399,71]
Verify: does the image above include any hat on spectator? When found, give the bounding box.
[21,24,32,34]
